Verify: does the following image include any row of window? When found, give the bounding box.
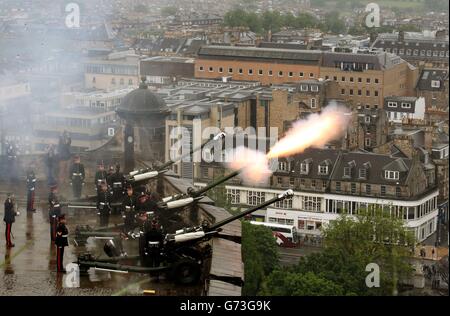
[335,181,400,196]
[91,77,134,86]
[341,88,379,97]
[387,101,412,109]
[385,48,449,58]
[198,65,315,78]
[325,75,379,84]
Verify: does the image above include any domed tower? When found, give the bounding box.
[116,78,170,172]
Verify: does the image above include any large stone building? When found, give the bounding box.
[195,46,418,110]
[416,68,449,122]
[370,30,449,69]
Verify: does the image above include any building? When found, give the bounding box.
[140,56,195,86]
[84,51,140,91]
[61,87,135,112]
[371,30,449,69]
[384,96,426,123]
[416,68,449,115]
[204,148,439,243]
[195,46,418,110]
[195,46,322,85]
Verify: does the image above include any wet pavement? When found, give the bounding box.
[0,190,203,296]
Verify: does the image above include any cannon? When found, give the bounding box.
[76,189,294,285]
[72,168,243,246]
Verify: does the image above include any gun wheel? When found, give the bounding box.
[170,258,201,285]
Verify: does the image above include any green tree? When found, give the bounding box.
[321,11,346,34]
[261,10,283,33]
[242,221,279,295]
[261,271,345,296]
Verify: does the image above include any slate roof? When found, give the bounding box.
[416,69,448,91]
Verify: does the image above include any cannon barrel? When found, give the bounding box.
[208,189,294,231]
[129,132,226,177]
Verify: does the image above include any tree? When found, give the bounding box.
[321,11,346,34]
[261,10,283,33]
[262,209,415,296]
[261,271,345,296]
[241,221,279,295]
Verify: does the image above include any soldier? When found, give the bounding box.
[4,194,18,248]
[6,141,18,185]
[97,181,112,227]
[55,214,69,273]
[45,144,57,186]
[70,155,85,199]
[94,162,108,192]
[108,164,125,214]
[26,169,37,212]
[58,131,72,184]
[49,187,62,241]
[141,218,164,269]
[122,185,137,233]
[106,165,115,188]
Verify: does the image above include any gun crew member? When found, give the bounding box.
[70,155,85,199]
[97,181,112,227]
[49,190,62,241]
[140,218,164,270]
[94,161,108,192]
[122,185,137,233]
[26,169,37,212]
[108,164,125,214]
[4,194,18,248]
[55,214,69,273]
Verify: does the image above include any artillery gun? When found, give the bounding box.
[76,189,294,285]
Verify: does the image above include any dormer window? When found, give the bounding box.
[318,165,328,175]
[431,80,441,88]
[385,170,399,180]
[387,101,397,108]
[365,116,371,123]
[300,161,310,175]
[278,162,287,171]
[343,166,351,178]
[401,102,411,109]
[359,168,367,179]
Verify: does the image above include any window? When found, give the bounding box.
[343,166,351,178]
[128,79,133,85]
[278,162,287,171]
[341,76,346,82]
[268,70,273,76]
[374,91,379,97]
[358,78,362,83]
[341,89,345,95]
[309,73,314,78]
[274,197,293,209]
[228,67,233,74]
[375,78,379,84]
[310,98,316,108]
[311,85,319,92]
[388,101,397,107]
[119,78,124,85]
[366,78,371,84]
[278,177,283,184]
[359,168,367,179]
[208,66,213,72]
[365,116,371,123]
[247,191,265,206]
[358,90,362,96]
[300,84,308,91]
[318,165,328,175]
[218,67,223,73]
[199,66,204,71]
[349,89,354,96]
[288,71,293,77]
[333,76,337,81]
[312,179,316,188]
[401,102,411,109]
[227,189,240,204]
[366,90,370,97]
[248,69,253,75]
[238,68,243,74]
[302,196,322,212]
[350,77,354,82]
[366,184,371,194]
[396,186,401,197]
[335,182,341,192]
[351,183,356,194]
[406,49,411,56]
[385,170,399,180]
[278,71,283,77]
[299,72,304,77]
[300,162,309,174]
[258,69,263,75]
[431,80,441,88]
[365,138,371,147]
[381,185,386,196]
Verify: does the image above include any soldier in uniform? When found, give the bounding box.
[108,164,125,214]
[70,155,85,199]
[97,181,112,227]
[6,141,18,185]
[122,185,137,233]
[48,187,62,241]
[58,130,72,184]
[55,214,69,273]
[140,218,164,269]
[26,169,37,212]
[4,193,18,248]
[94,162,108,192]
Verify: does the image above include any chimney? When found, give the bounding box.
[398,30,405,42]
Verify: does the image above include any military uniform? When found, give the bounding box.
[122,193,137,233]
[55,216,69,272]
[97,188,112,227]
[70,160,85,199]
[3,196,17,247]
[94,168,108,192]
[49,195,62,241]
[26,170,37,212]
[107,167,125,214]
[140,219,164,268]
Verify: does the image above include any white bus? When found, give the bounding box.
[249,221,298,247]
